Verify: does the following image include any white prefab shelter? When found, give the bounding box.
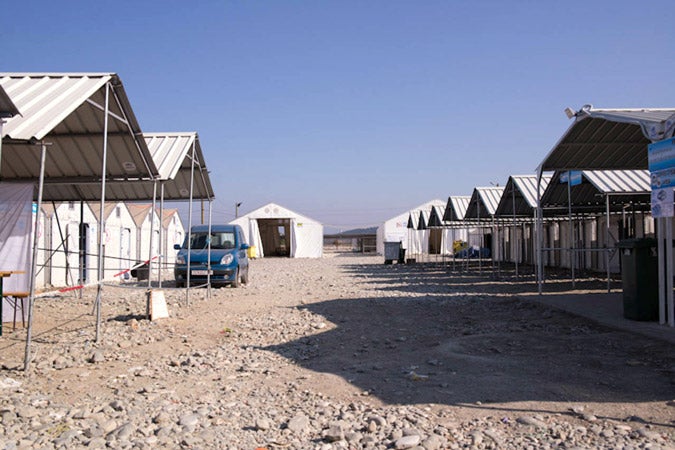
[91,202,137,282]
[161,208,185,267]
[230,203,323,258]
[127,204,161,269]
[376,200,446,255]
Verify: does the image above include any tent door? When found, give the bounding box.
[429,229,442,254]
[257,218,291,257]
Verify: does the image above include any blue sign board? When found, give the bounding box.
[559,171,582,186]
[648,137,675,190]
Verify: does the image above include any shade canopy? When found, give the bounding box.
[442,196,470,222]
[464,186,505,220]
[495,175,552,217]
[538,105,675,172]
[0,73,159,201]
[144,132,214,200]
[540,170,651,215]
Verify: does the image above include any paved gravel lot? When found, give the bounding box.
[1,254,673,449]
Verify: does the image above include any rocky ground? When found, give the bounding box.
[0,254,674,449]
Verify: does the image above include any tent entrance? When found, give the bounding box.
[257,218,291,257]
[429,229,443,254]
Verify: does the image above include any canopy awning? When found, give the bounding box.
[464,186,505,220]
[495,175,552,217]
[144,132,214,200]
[442,195,470,222]
[540,170,651,215]
[0,73,160,201]
[538,105,675,172]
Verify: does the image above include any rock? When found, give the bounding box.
[516,416,547,428]
[421,434,445,450]
[255,418,272,431]
[324,423,345,442]
[179,413,200,428]
[287,413,310,434]
[395,434,420,449]
[89,351,105,364]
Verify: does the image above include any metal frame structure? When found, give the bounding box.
[536,105,675,327]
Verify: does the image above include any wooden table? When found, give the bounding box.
[0,271,25,337]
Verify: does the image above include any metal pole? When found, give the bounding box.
[667,218,674,326]
[658,218,665,324]
[79,201,85,299]
[207,199,213,299]
[147,180,157,291]
[568,176,575,288]
[186,140,196,305]
[606,194,611,293]
[512,183,518,278]
[95,82,110,344]
[158,182,164,288]
[478,200,482,273]
[24,142,47,371]
[536,170,544,294]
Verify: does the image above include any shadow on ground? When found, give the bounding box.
[263,262,674,407]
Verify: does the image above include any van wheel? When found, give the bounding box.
[232,268,240,288]
[241,267,249,284]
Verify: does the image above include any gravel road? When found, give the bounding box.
[1,254,673,449]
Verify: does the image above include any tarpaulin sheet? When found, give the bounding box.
[0,183,33,322]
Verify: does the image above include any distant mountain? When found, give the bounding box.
[325,226,377,237]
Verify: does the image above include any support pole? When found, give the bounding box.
[207,199,213,300]
[606,195,611,293]
[186,140,196,305]
[568,176,575,288]
[658,218,665,324]
[666,218,674,326]
[24,142,47,371]
[536,169,544,294]
[512,183,518,278]
[158,182,164,288]
[95,82,110,343]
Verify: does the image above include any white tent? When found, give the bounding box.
[376,199,446,255]
[230,203,323,258]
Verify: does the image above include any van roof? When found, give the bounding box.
[190,224,239,232]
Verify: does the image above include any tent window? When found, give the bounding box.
[116,206,121,218]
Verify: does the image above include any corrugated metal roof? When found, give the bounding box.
[540,170,651,214]
[144,132,214,200]
[494,175,552,217]
[538,105,675,172]
[465,186,505,219]
[0,85,20,118]
[428,205,445,227]
[443,196,470,222]
[407,210,419,229]
[417,210,430,230]
[0,73,159,201]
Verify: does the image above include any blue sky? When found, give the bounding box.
[4,1,675,231]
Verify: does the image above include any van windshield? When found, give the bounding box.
[185,231,236,250]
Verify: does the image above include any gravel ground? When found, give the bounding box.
[0,254,673,449]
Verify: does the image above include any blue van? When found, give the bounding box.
[174,224,250,287]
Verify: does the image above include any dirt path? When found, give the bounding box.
[1,254,673,449]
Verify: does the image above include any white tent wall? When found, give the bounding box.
[47,202,98,289]
[0,183,33,322]
[163,212,185,268]
[229,203,323,258]
[135,209,161,274]
[377,214,408,255]
[100,203,137,281]
[290,219,323,258]
[376,200,447,255]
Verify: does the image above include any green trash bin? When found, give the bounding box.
[616,238,658,321]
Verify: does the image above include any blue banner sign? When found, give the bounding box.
[648,137,675,190]
[559,171,582,186]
